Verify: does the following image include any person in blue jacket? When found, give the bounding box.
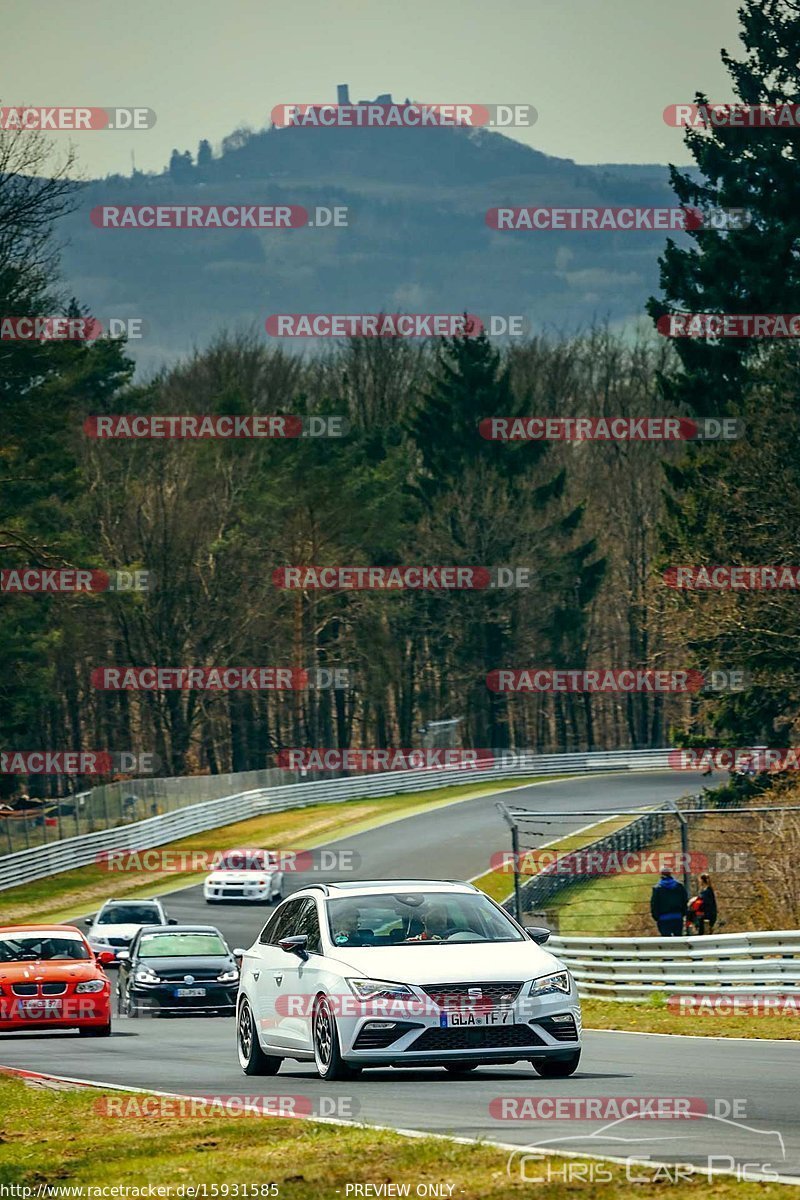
[650,867,688,936]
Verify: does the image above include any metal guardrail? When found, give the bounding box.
[0,747,674,890]
[547,930,800,999]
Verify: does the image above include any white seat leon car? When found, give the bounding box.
[203,849,284,905]
[235,880,581,1080]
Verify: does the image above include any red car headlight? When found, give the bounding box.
[75,979,107,994]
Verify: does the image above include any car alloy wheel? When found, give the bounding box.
[237,998,281,1076]
[312,995,360,1081]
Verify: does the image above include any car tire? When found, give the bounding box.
[80,1023,111,1037]
[312,995,360,1081]
[237,998,281,1076]
[532,1051,581,1077]
[444,1063,479,1074]
[123,990,140,1018]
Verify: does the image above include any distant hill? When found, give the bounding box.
[58,112,692,373]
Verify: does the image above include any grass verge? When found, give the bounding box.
[472,812,649,904]
[0,776,557,926]
[582,997,800,1040]
[0,1075,784,1198]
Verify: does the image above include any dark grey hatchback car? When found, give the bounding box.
[116,924,240,1016]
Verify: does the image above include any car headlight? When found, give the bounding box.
[90,937,110,946]
[347,978,415,1001]
[75,979,107,994]
[529,971,572,997]
[134,967,160,984]
[217,969,239,983]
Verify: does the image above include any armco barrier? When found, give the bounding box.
[547,930,800,999]
[0,748,674,890]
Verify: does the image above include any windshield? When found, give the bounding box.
[97,904,162,925]
[139,933,228,958]
[0,933,91,962]
[325,892,524,948]
[217,850,276,871]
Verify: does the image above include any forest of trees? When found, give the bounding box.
[3,0,800,795]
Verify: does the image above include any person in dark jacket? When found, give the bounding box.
[650,868,688,936]
[697,873,717,934]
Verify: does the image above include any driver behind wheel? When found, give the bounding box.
[405,903,450,941]
[331,903,373,946]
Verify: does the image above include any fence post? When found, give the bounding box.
[496,802,523,923]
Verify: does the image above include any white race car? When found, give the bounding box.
[235,879,582,1080]
[203,849,284,905]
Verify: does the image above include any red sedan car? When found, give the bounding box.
[0,924,114,1036]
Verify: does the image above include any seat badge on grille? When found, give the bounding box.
[468,987,482,999]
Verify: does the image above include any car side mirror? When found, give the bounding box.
[84,917,94,926]
[525,926,551,945]
[168,918,178,925]
[278,934,309,961]
[116,950,130,962]
[232,947,246,963]
[97,950,117,965]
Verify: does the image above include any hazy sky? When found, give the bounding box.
[3,0,744,177]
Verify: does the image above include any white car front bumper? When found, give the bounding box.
[336,987,582,1066]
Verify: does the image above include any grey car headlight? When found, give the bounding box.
[134,967,160,984]
[528,971,572,997]
[347,978,416,1001]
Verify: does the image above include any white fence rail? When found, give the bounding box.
[0,748,674,891]
[547,931,800,999]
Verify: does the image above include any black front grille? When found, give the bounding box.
[217,887,245,896]
[537,1014,578,1042]
[156,969,222,982]
[419,982,522,1009]
[107,938,130,947]
[41,983,67,996]
[11,984,37,997]
[411,1024,545,1052]
[353,1021,422,1050]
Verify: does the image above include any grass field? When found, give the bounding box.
[0,1074,786,1198]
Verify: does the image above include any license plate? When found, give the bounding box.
[17,999,63,1019]
[442,1009,513,1027]
[175,987,206,997]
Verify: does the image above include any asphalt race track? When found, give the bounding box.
[3,770,799,1183]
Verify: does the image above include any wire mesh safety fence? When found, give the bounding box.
[498,786,800,938]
